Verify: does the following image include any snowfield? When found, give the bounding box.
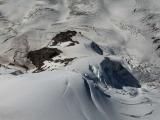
[0,0,160,120]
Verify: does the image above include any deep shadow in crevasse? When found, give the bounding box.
[100,58,141,89]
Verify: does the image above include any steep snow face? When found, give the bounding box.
[0,69,159,120]
[0,0,160,120]
[0,71,156,120]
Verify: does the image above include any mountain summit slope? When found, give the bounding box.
[0,0,160,120]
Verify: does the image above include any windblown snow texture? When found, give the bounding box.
[0,0,160,120]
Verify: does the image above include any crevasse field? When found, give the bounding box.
[0,0,160,120]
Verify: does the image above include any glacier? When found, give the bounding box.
[0,0,160,120]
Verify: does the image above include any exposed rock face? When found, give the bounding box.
[27,48,62,69]
[52,30,78,46]
[1,1,160,120]
[53,58,76,66]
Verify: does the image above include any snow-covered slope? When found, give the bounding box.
[0,0,160,120]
